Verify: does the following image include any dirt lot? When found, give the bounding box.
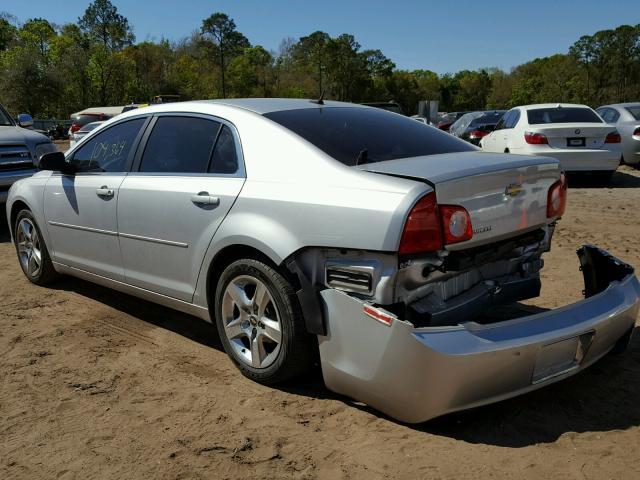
[1,165,640,480]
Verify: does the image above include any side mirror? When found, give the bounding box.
[17,113,34,128]
[39,151,75,174]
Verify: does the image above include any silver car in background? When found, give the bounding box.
[596,103,640,165]
[6,99,640,423]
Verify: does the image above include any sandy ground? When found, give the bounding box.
[1,161,640,480]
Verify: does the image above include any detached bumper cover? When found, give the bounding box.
[318,246,640,423]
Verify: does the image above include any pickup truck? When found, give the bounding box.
[0,103,58,203]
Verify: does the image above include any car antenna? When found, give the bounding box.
[310,90,325,105]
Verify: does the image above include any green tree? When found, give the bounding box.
[294,31,330,96]
[201,13,250,98]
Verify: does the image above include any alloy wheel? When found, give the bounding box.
[221,275,282,369]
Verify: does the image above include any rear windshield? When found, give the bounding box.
[79,122,102,132]
[625,106,640,121]
[527,107,602,125]
[470,112,505,126]
[264,107,476,166]
[74,114,109,127]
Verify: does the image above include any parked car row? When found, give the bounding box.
[5,99,639,423]
[437,102,640,183]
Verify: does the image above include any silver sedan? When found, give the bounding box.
[6,99,640,423]
[597,103,640,165]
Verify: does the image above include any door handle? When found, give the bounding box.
[96,186,115,198]
[191,191,220,206]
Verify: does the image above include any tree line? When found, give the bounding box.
[1,0,639,119]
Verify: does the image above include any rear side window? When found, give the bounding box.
[625,106,640,121]
[71,118,146,173]
[527,107,602,125]
[140,116,222,173]
[209,125,239,174]
[504,110,520,128]
[264,107,475,166]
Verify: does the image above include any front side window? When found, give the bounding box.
[140,116,222,173]
[527,107,602,125]
[264,107,476,166]
[71,118,146,172]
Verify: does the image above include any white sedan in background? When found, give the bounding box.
[68,121,104,148]
[596,103,640,166]
[480,103,622,182]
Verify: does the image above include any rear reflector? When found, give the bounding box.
[547,172,567,218]
[524,132,548,145]
[363,305,394,326]
[605,131,621,143]
[399,192,442,255]
[439,205,473,245]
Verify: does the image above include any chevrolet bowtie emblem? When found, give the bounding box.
[505,183,523,197]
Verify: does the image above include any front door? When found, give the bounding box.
[44,117,148,281]
[117,115,245,301]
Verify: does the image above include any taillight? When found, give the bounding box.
[399,192,442,255]
[524,132,548,144]
[605,131,621,143]
[547,172,567,218]
[399,193,475,255]
[469,130,489,139]
[439,205,473,245]
[70,123,80,133]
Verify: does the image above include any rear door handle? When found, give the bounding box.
[191,191,220,206]
[96,186,115,198]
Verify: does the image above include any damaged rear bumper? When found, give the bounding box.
[318,245,640,423]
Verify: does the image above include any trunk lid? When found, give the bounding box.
[358,152,562,250]
[528,123,614,149]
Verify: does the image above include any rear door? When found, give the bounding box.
[117,114,245,302]
[44,117,148,280]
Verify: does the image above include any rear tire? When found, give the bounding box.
[214,258,314,384]
[14,210,58,285]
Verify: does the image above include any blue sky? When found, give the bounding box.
[3,0,638,74]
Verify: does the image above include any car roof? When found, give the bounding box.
[188,98,363,115]
[598,102,640,109]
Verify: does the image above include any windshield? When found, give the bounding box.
[527,107,602,124]
[0,105,14,126]
[264,107,476,166]
[625,106,640,121]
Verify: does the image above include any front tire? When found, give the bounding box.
[14,210,58,285]
[214,258,314,384]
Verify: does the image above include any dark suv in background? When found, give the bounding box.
[0,103,57,203]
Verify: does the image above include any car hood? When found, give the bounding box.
[0,125,50,146]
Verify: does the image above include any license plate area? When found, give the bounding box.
[567,137,586,147]
[532,332,594,384]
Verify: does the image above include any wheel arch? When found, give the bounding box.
[203,242,326,336]
[9,199,30,239]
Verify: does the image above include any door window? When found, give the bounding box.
[140,116,222,173]
[209,125,239,174]
[71,118,146,172]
